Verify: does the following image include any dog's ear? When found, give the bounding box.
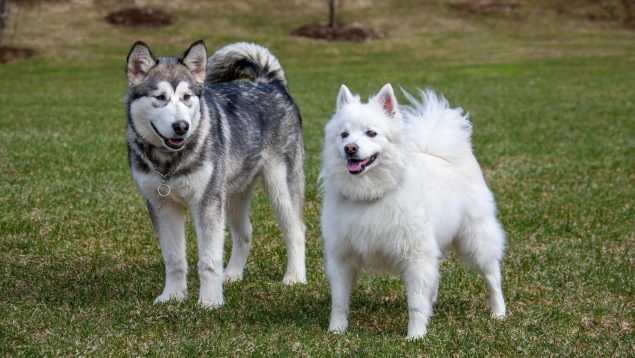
[179,40,207,84]
[126,41,157,86]
[337,84,355,111]
[375,83,399,118]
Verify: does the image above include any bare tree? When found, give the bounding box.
[0,0,8,46]
[327,0,335,27]
[624,0,635,27]
[327,0,346,27]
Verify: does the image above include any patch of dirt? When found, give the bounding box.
[0,46,37,64]
[552,0,635,29]
[290,23,382,42]
[105,7,174,28]
[452,0,635,29]
[451,0,522,15]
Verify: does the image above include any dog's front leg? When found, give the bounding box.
[192,198,225,309]
[403,258,440,339]
[325,251,359,334]
[149,200,188,304]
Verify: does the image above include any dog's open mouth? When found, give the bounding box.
[164,138,185,150]
[151,122,186,150]
[347,154,377,174]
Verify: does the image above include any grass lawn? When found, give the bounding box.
[1,0,633,356]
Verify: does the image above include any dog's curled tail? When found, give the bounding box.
[401,89,474,162]
[206,42,287,89]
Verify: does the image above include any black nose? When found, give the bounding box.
[344,143,358,155]
[172,120,189,135]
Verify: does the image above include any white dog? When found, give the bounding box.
[319,84,506,339]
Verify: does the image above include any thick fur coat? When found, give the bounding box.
[320,84,506,338]
[125,41,306,308]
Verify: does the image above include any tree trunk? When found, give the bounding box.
[0,0,8,46]
[624,0,635,27]
[328,0,335,28]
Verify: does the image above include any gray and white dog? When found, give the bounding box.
[125,40,306,308]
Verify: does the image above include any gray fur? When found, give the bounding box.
[125,40,306,307]
[206,42,287,89]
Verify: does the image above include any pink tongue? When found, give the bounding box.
[168,138,184,146]
[347,160,363,172]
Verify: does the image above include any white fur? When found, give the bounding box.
[134,163,216,303]
[129,81,201,152]
[320,84,506,339]
[262,159,307,284]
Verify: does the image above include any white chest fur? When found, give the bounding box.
[133,163,213,206]
[323,184,439,274]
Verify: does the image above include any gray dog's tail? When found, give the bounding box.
[205,42,287,89]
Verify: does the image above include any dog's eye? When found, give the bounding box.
[154,94,166,101]
[340,132,349,139]
[183,94,191,101]
[366,130,377,138]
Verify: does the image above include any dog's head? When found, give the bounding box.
[321,84,407,201]
[125,40,207,152]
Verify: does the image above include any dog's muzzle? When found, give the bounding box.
[347,154,377,175]
[151,122,187,151]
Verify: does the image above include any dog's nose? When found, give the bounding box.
[344,143,358,155]
[172,120,189,135]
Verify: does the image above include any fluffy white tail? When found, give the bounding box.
[205,42,287,89]
[401,89,473,162]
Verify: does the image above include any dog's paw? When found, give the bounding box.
[224,270,243,283]
[406,331,428,340]
[328,326,347,335]
[153,290,187,304]
[282,271,307,285]
[328,318,348,334]
[407,320,428,340]
[490,301,506,320]
[282,276,307,285]
[328,328,347,336]
[198,297,223,309]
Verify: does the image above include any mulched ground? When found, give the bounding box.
[0,46,37,63]
[290,23,382,42]
[451,0,521,15]
[105,7,174,28]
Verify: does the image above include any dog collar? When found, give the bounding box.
[150,164,172,197]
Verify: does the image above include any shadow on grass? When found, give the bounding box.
[3,253,162,307]
[217,270,491,336]
[3,247,491,338]
[218,277,427,336]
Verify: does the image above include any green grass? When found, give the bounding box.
[1,0,633,356]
